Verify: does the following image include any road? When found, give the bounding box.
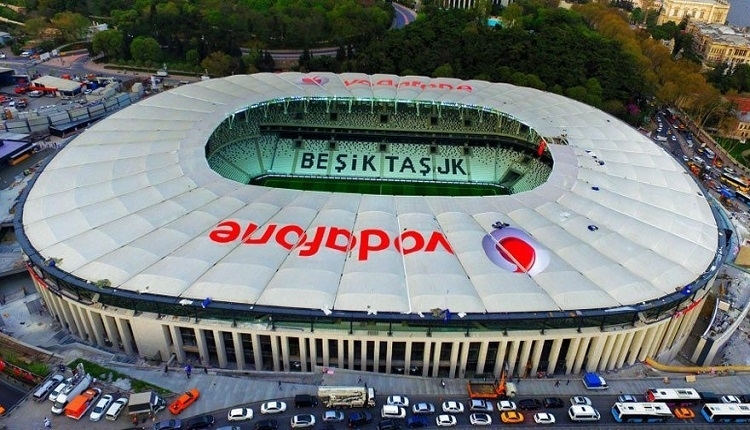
[392,3,418,29]
[0,378,25,415]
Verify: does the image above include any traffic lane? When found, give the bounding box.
[0,378,26,412]
[392,3,416,29]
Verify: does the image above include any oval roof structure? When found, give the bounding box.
[19,72,719,316]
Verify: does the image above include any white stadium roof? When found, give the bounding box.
[20,72,719,315]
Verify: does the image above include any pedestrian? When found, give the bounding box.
[203,366,208,374]
[164,364,168,374]
[278,380,282,390]
[358,376,362,384]
[44,417,51,429]
[440,379,446,388]
[566,379,570,386]
[184,364,191,379]
[554,380,560,387]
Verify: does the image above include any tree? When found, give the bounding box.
[201,51,233,77]
[92,29,124,59]
[432,63,454,78]
[24,17,50,40]
[186,49,200,66]
[130,36,161,64]
[50,11,89,43]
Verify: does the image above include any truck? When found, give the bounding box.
[317,386,376,408]
[51,372,93,414]
[128,391,167,416]
[64,387,100,420]
[467,367,515,400]
[582,372,608,390]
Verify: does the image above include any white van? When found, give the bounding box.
[32,374,64,401]
[47,380,69,402]
[105,396,128,421]
[381,405,406,419]
[568,405,600,422]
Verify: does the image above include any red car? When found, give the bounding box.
[169,388,200,415]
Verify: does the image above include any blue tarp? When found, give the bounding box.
[582,372,604,388]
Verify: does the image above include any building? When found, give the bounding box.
[657,0,729,25]
[688,22,750,69]
[15,73,728,378]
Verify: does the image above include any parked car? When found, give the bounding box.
[441,401,464,414]
[185,414,215,430]
[412,402,435,414]
[378,418,400,430]
[255,419,279,430]
[533,412,555,425]
[569,396,592,406]
[153,419,183,430]
[322,410,344,423]
[291,414,316,428]
[89,394,113,421]
[105,396,128,421]
[435,414,457,427]
[496,400,516,411]
[261,401,287,414]
[228,407,254,421]
[169,389,200,415]
[387,396,410,407]
[469,399,492,412]
[468,413,492,426]
[348,412,373,427]
[500,411,524,424]
[517,398,542,410]
[721,395,741,404]
[542,397,564,408]
[617,394,638,403]
[381,405,406,419]
[406,416,430,428]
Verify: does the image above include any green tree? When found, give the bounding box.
[432,63,454,78]
[92,29,124,59]
[130,36,161,64]
[51,11,89,42]
[186,49,200,66]
[201,51,233,77]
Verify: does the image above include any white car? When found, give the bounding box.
[469,399,492,412]
[89,394,113,421]
[435,414,457,427]
[570,396,592,406]
[322,410,345,423]
[469,413,492,426]
[412,402,435,414]
[228,407,254,421]
[105,396,128,420]
[260,401,287,414]
[441,401,464,413]
[722,395,741,404]
[381,405,406,419]
[291,414,316,428]
[534,412,556,425]
[387,395,410,407]
[496,400,516,411]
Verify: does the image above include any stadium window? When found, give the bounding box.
[430,145,438,154]
[380,114,389,124]
[294,112,304,120]
[329,112,338,121]
[430,116,439,126]
[379,143,388,152]
[295,139,303,149]
[464,119,472,127]
[463,146,471,156]
[328,141,337,150]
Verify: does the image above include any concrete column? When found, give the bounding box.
[279,335,290,372]
[546,338,563,375]
[232,332,245,370]
[572,337,591,374]
[103,316,121,352]
[647,323,669,358]
[449,341,461,378]
[214,330,228,368]
[115,318,134,355]
[170,325,186,363]
[86,309,106,347]
[457,341,469,378]
[431,342,442,377]
[638,326,660,362]
[403,342,412,375]
[585,336,607,372]
[530,339,546,376]
[506,341,520,377]
[195,328,209,363]
[597,334,617,371]
[359,341,367,371]
[308,338,317,373]
[337,339,345,368]
[493,341,508,378]
[299,337,309,373]
[564,337,581,374]
[251,334,262,371]
[270,334,281,372]
[615,331,635,368]
[476,341,489,375]
[385,341,393,374]
[517,340,533,378]
[74,306,93,342]
[348,340,356,370]
[41,288,63,322]
[628,328,648,364]
[322,339,330,368]
[607,333,625,370]
[422,342,431,377]
[373,341,380,372]
[59,301,77,335]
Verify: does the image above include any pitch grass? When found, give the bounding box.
[253,176,506,197]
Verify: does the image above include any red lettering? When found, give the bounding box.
[399,80,426,88]
[375,79,396,87]
[275,224,306,250]
[296,226,327,257]
[456,85,473,92]
[359,229,390,260]
[394,230,425,255]
[344,79,370,87]
[325,227,357,252]
[424,232,454,254]
[242,223,276,244]
[429,83,453,90]
[209,220,241,243]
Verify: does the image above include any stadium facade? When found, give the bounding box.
[16,73,728,378]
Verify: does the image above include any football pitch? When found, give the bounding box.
[253,176,505,197]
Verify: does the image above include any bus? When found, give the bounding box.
[611,402,673,423]
[736,190,750,206]
[701,403,750,423]
[704,148,716,160]
[720,173,750,193]
[645,388,702,406]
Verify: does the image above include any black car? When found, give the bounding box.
[185,414,215,430]
[378,419,400,430]
[740,394,750,403]
[255,419,279,430]
[517,398,543,410]
[348,412,373,427]
[542,397,564,408]
[294,394,318,408]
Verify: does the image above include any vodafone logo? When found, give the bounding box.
[481,224,549,275]
[297,75,329,85]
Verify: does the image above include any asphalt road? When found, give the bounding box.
[0,377,26,415]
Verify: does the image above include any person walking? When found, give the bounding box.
[164,364,168,374]
[44,417,52,429]
[184,364,192,379]
[554,380,560,387]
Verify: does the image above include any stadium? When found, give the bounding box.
[15,72,728,378]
